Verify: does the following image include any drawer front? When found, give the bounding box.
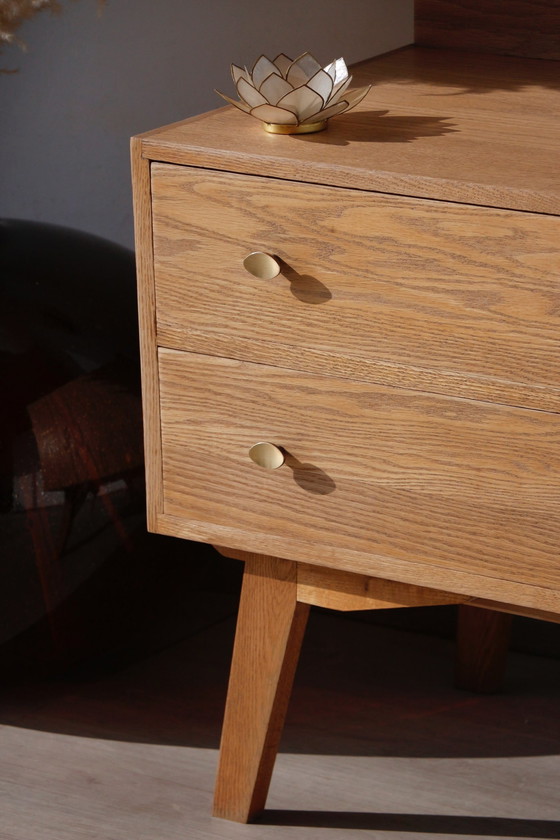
[152,164,560,410]
[158,348,560,597]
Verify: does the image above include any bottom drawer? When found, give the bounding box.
[158,348,560,603]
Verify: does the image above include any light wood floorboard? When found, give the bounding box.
[1,602,559,839]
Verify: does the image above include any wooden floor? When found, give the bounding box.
[1,592,559,840]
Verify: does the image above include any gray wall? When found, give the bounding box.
[0,1,413,249]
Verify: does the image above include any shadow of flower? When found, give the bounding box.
[295,109,457,147]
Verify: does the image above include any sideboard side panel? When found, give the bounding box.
[131,140,164,529]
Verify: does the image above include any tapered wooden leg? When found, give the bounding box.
[455,605,513,693]
[213,553,310,823]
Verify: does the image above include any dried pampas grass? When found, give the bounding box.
[1,1,63,50]
[1,1,104,55]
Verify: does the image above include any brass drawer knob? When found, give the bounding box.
[249,442,285,470]
[243,251,281,280]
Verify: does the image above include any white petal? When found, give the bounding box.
[303,85,371,124]
[301,100,350,124]
[286,52,322,86]
[251,55,280,88]
[324,57,348,86]
[341,84,371,111]
[231,64,250,85]
[277,86,324,121]
[331,75,352,102]
[272,53,293,78]
[259,72,293,105]
[215,89,251,113]
[237,77,268,108]
[306,69,333,105]
[250,104,299,125]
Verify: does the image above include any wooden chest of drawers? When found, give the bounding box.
[132,46,560,822]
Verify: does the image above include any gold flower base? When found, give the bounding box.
[263,120,327,135]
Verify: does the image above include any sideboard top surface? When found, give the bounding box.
[137,45,560,216]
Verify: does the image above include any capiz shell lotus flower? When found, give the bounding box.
[216,52,371,134]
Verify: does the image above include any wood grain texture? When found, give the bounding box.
[455,604,513,694]
[216,547,560,622]
[152,164,560,412]
[158,349,560,611]
[297,564,465,611]
[160,510,560,616]
[131,138,164,529]
[213,554,309,823]
[217,552,560,624]
[156,326,560,415]
[215,546,465,610]
[465,598,560,625]
[136,48,560,216]
[416,0,560,60]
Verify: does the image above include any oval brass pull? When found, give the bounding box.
[243,251,281,280]
[249,442,285,470]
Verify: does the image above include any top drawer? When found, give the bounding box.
[151,164,560,410]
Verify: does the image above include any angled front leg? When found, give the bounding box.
[213,552,310,823]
